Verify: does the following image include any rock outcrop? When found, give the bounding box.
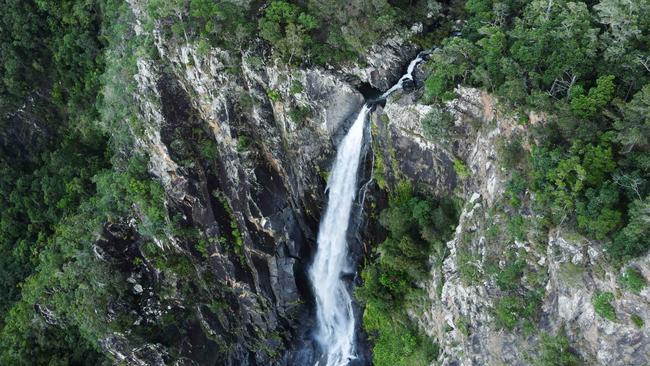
[101,2,419,364]
[377,86,650,366]
[98,3,650,365]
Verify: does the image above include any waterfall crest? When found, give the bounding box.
[309,53,427,366]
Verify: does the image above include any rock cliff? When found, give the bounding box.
[96,2,649,365]
[377,87,650,365]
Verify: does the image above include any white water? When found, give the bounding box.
[379,53,425,99]
[310,105,369,366]
[309,53,427,366]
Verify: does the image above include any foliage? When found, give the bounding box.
[592,291,617,321]
[494,290,542,330]
[0,2,173,363]
[607,196,650,261]
[457,243,482,285]
[237,136,249,152]
[453,159,470,180]
[497,135,525,170]
[418,0,650,266]
[423,38,478,102]
[289,80,304,94]
[259,1,318,63]
[505,172,527,208]
[619,267,647,294]
[534,331,582,366]
[363,301,439,366]
[357,182,457,365]
[530,135,622,239]
[631,314,644,329]
[267,89,281,102]
[613,84,650,151]
[288,105,311,123]
[421,106,455,146]
[496,260,526,291]
[569,75,615,119]
[147,0,255,51]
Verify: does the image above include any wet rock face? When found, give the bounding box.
[341,36,419,91]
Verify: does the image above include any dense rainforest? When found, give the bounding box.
[0,0,648,365]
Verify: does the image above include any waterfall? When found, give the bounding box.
[309,53,427,366]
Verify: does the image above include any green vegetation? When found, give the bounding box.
[146,0,255,50]
[631,314,645,329]
[421,106,454,146]
[267,89,281,102]
[288,105,311,123]
[357,182,457,366]
[592,291,617,321]
[534,331,582,366]
[0,2,178,363]
[257,1,448,65]
[619,267,647,294]
[1,0,649,363]
[457,239,482,285]
[453,159,470,180]
[289,80,304,94]
[419,0,650,266]
[494,291,542,331]
[237,136,249,152]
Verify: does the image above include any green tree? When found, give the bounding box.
[259,1,318,62]
[613,84,650,151]
[424,38,478,101]
[509,0,598,90]
[570,75,616,119]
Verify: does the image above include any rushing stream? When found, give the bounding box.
[309,53,427,366]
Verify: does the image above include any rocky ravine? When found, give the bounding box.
[376,86,650,365]
[101,1,422,364]
[98,2,649,365]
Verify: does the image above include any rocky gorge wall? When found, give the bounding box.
[375,86,650,365]
[100,1,424,364]
[97,2,650,365]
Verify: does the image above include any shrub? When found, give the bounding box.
[496,260,525,291]
[199,139,218,159]
[497,135,525,170]
[607,197,650,261]
[457,245,482,285]
[289,79,303,94]
[494,291,542,330]
[237,136,249,152]
[592,291,616,321]
[534,332,582,366]
[631,314,644,329]
[363,301,439,366]
[453,159,470,180]
[619,267,647,294]
[505,172,527,208]
[267,89,281,102]
[357,183,457,366]
[495,296,522,329]
[196,239,209,259]
[288,105,311,123]
[506,215,527,241]
[422,107,454,146]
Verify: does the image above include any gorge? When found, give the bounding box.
[310,54,427,366]
[1,1,649,366]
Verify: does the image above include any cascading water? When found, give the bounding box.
[309,53,427,366]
